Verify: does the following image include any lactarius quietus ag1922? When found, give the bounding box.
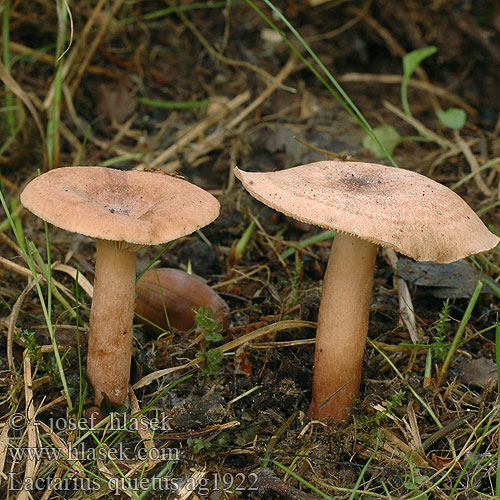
[234,161,499,423]
[21,166,220,414]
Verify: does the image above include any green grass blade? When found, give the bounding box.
[0,190,73,411]
[348,435,379,500]
[368,338,442,429]
[139,97,210,109]
[437,280,483,386]
[481,277,500,300]
[118,1,229,26]
[135,461,176,500]
[496,314,500,497]
[135,243,172,282]
[234,218,256,263]
[46,0,70,169]
[246,0,397,167]
[273,460,335,500]
[28,241,76,318]
[101,153,143,167]
[2,0,15,134]
[281,230,335,259]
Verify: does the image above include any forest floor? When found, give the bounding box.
[0,0,500,499]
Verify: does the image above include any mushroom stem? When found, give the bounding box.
[87,240,137,407]
[308,233,377,422]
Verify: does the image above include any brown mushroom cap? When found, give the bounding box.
[21,167,220,245]
[235,161,499,263]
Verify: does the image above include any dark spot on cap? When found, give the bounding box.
[107,205,130,216]
[338,174,380,191]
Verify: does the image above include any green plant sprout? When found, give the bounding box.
[403,459,430,500]
[15,328,41,364]
[233,216,257,264]
[401,46,437,117]
[361,390,406,427]
[424,299,451,385]
[362,123,434,159]
[377,390,405,425]
[187,437,212,454]
[431,299,451,362]
[362,124,402,158]
[194,306,224,376]
[436,108,466,130]
[404,47,466,133]
[365,46,469,157]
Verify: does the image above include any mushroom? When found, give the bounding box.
[234,161,499,422]
[21,166,220,410]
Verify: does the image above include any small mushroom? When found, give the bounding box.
[135,267,228,334]
[21,167,220,409]
[234,161,499,422]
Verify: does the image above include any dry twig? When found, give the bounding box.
[134,91,250,171]
[187,54,298,165]
[133,320,315,390]
[18,355,40,500]
[7,279,35,371]
[453,130,492,196]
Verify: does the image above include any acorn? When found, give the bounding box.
[135,268,228,334]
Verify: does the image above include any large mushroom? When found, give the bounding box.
[21,166,220,410]
[234,161,499,422]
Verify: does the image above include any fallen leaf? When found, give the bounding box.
[398,258,481,298]
[458,357,497,388]
[97,77,138,124]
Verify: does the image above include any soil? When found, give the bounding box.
[0,1,499,499]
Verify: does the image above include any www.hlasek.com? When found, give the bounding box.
[9,443,179,462]
[9,472,260,495]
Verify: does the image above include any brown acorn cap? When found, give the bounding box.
[135,268,229,334]
[234,161,499,263]
[21,166,220,246]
